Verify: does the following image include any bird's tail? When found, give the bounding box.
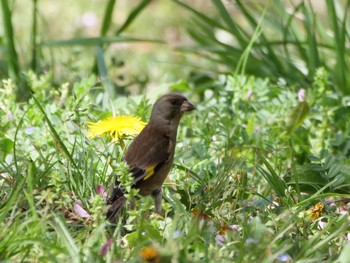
[106,186,127,222]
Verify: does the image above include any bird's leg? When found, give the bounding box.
[151,188,162,214]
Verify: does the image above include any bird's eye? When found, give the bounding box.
[170,99,176,105]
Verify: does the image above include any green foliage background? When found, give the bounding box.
[1,1,350,262]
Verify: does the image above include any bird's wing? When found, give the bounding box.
[124,126,172,183]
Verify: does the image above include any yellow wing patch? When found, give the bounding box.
[143,164,157,181]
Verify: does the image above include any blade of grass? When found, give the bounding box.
[31,0,38,71]
[32,96,77,170]
[92,0,117,75]
[302,4,319,75]
[173,0,227,31]
[0,173,26,221]
[40,36,163,47]
[96,46,117,99]
[289,140,301,202]
[100,0,117,36]
[52,215,80,263]
[212,0,249,46]
[175,0,284,78]
[92,0,153,74]
[234,4,265,76]
[255,149,290,205]
[174,163,206,186]
[280,2,309,78]
[296,179,348,208]
[304,215,349,258]
[115,0,152,35]
[0,0,20,82]
[13,105,34,174]
[24,160,38,218]
[236,1,287,77]
[0,0,31,101]
[31,96,84,199]
[181,22,265,73]
[326,0,348,94]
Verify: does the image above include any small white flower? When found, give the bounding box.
[298,89,306,102]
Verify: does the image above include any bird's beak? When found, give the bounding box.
[181,100,195,112]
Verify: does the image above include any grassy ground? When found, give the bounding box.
[1,0,210,90]
[1,71,350,262]
[1,1,350,262]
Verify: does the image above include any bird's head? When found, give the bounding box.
[150,93,195,123]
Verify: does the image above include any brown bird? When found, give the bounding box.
[106,93,195,221]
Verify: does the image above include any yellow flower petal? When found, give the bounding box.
[139,247,160,263]
[307,202,324,220]
[87,115,146,141]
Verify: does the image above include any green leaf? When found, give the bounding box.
[328,164,341,178]
[286,101,310,133]
[0,137,14,156]
[169,80,191,92]
[289,165,328,192]
[246,114,256,137]
[324,155,336,170]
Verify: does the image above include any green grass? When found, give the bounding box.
[175,0,350,95]
[0,0,195,101]
[1,70,350,262]
[1,1,350,262]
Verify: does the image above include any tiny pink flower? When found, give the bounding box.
[96,185,108,200]
[298,89,306,102]
[100,238,113,256]
[7,111,14,120]
[81,11,97,28]
[246,90,253,100]
[74,200,90,218]
[230,224,239,231]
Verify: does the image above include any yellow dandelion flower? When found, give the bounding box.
[139,247,160,263]
[307,202,324,220]
[87,115,146,141]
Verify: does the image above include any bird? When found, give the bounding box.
[106,93,195,221]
